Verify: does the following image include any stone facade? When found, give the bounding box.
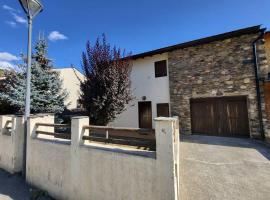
[168,32,269,138]
[261,33,270,142]
[264,33,270,63]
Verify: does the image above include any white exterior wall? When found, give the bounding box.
[0,115,24,173]
[55,68,85,110]
[26,115,180,200]
[111,53,170,128]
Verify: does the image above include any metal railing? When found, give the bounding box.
[35,123,71,140]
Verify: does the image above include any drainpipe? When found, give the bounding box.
[252,29,266,140]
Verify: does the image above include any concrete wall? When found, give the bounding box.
[0,115,24,174]
[111,53,170,128]
[26,114,70,199]
[55,68,85,110]
[26,114,180,200]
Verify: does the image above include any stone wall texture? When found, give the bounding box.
[264,33,270,64]
[259,34,270,142]
[168,32,269,138]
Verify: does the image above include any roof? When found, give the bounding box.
[54,67,83,75]
[131,25,264,60]
[54,67,85,81]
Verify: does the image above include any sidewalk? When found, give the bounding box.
[0,170,30,200]
[0,169,55,200]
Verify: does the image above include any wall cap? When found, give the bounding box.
[71,116,89,119]
[0,115,15,117]
[154,117,178,122]
[28,113,54,119]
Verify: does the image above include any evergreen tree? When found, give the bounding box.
[80,34,133,125]
[0,39,68,114]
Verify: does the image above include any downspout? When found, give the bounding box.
[252,29,266,140]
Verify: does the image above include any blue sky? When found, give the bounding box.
[0,0,270,72]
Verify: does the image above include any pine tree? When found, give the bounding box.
[0,39,68,114]
[80,34,133,125]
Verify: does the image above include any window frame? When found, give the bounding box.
[154,60,167,78]
[156,103,170,117]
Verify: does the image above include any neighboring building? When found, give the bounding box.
[0,69,4,78]
[112,25,270,141]
[55,67,84,110]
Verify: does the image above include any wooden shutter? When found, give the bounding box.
[157,103,169,117]
[155,60,167,77]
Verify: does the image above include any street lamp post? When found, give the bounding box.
[18,0,43,176]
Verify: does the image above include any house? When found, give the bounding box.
[265,32,270,63]
[54,67,84,110]
[111,25,270,141]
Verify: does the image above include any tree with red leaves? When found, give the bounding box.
[80,34,133,125]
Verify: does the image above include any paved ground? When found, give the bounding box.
[0,170,30,200]
[0,170,53,200]
[180,135,270,200]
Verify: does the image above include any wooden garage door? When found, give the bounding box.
[190,96,249,137]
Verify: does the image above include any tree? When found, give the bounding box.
[80,34,133,125]
[0,39,68,114]
[0,69,4,77]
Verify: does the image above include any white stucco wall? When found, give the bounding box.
[111,53,170,128]
[27,139,71,199]
[26,115,180,200]
[26,114,72,200]
[0,115,24,174]
[54,68,85,110]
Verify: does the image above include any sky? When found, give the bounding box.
[0,0,270,72]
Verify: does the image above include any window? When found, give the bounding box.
[157,103,170,117]
[155,60,167,77]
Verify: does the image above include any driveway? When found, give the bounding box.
[180,135,270,200]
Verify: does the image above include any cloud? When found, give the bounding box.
[0,61,16,70]
[12,13,27,25]
[2,5,15,12]
[6,21,17,28]
[48,31,68,41]
[0,52,19,70]
[2,4,25,28]
[0,52,19,62]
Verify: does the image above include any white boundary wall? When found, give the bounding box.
[26,114,180,200]
[0,115,24,173]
